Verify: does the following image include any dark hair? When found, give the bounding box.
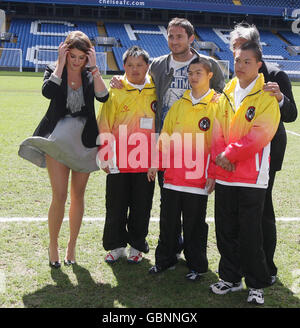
[238,41,262,62]
[188,57,212,74]
[167,17,194,38]
[122,45,150,64]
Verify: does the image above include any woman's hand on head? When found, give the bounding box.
[87,46,97,67]
[57,42,69,68]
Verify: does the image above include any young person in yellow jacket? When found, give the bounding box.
[147,57,217,280]
[210,41,281,305]
[97,46,156,264]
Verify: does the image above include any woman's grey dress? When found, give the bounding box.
[19,84,100,173]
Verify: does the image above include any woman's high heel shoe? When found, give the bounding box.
[64,259,76,266]
[48,248,61,269]
[64,247,76,266]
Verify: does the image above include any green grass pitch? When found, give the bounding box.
[0,71,299,308]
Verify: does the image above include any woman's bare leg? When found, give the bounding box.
[65,170,90,262]
[46,155,70,263]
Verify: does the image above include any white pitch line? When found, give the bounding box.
[286,130,300,137]
[0,217,300,222]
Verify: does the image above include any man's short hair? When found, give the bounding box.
[167,17,194,38]
[229,22,261,52]
[188,57,212,74]
[238,41,262,62]
[122,45,150,65]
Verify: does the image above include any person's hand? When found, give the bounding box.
[101,165,110,174]
[99,159,112,174]
[263,82,283,103]
[57,42,69,68]
[147,168,157,182]
[216,152,235,171]
[110,75,124,89]
[87,46,97,67]
[205,178,215,194]
[211,92,221,103]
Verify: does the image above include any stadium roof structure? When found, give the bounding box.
[2,0,298,17]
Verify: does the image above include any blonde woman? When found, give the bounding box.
[19,31,108,268]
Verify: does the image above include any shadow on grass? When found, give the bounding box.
[109,258,221,308]
[22,258,300,308]
[22,264,114,308]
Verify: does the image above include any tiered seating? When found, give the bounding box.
[195,27,234,72]
[279,30,300,46]
[105,22,170,69]
[2,18,300,78]
[105,22,213,70]
[259,30,291,59]
[267,60,300,79]
[195,26,300,75]
[0,19,106,69]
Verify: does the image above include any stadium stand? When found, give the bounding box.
[0,18,107,70]
[195,27,233,71]
[279,30,300,46]
[1,0,300,78]
[2,18,300,78]
[105,22,170,69]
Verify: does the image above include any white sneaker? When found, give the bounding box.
[127,247,142,264]
[210,280,243,295]
[186,270,204,281]
[105,247,126,263]
[247,288,264,305]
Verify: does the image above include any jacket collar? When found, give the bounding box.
[222,73,265,113]
[182,88,215,105]
[224,73,265,98]
[122,73,155,91]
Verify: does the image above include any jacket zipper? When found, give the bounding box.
[223,89,261,112]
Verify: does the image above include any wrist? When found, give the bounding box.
[89,65,98,71]
[278,92,284,104]
[54,63,64,74]
[92,68,101,78]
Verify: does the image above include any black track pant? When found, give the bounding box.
[262,170,277,276]
[214,183,271,289]
[103,172,155,253]
[158,171,183,254]
[155,187,209,272]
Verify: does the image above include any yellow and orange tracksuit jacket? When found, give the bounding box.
[213,73,281,188]
[157,89,219,191]
[97,75,157,173]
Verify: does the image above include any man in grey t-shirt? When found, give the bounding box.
[149,17,225,133]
